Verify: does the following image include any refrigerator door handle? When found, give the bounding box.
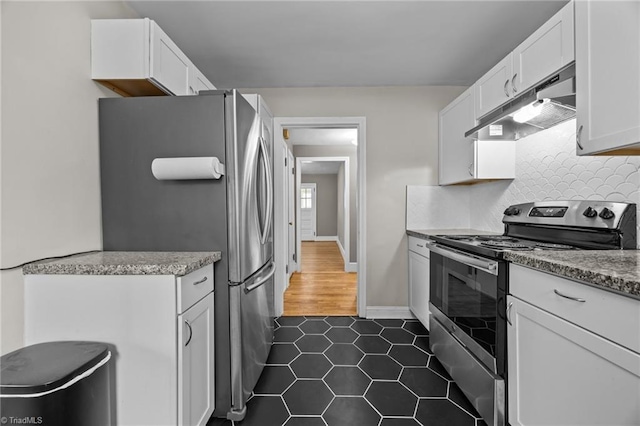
[258,136,274,245]
[244,261,276,293]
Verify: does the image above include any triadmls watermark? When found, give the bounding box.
[1,417,43,425]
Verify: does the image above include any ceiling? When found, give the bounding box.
[288,128,358,146]
[301,161,343,175]
[127,0,569,89]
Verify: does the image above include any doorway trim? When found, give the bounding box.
[296,157,350,272]
[273,116,367,317]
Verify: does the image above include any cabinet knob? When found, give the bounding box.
[512,74,518,93]
[504,79,510,97]
[184,320,193,346]
[468,163,474,177]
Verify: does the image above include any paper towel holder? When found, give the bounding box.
[151,157,225,180]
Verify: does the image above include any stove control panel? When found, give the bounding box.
[503,200,636,230]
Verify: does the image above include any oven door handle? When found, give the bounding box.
[429,244,499,276]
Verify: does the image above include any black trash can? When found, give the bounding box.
[0,341,111,426]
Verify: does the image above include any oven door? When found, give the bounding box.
[429,244,506,374]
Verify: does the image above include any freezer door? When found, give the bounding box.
[226,91,274,283]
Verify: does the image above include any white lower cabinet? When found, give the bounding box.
[178,293,215,426]
[507,269,640,426]
[24,264,216,426]
[408,236,430,330]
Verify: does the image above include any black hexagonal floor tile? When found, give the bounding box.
[389,345,429,367]
[296,335,332,353]
[350,320,383,335]
[284,417,326,426]
[325,327,358,344]
[283,380,333,415]
[379,418,422,426]
[324,344,364,365]
[381,328,415,344]
[373,319,404,328]
[323,397,380,426]
[324,366,371,396]
[413,336,433,354]
[365,381,418,417]
[277,316,306,327]
[428,356,452,380]
[299,319,331,334]
[358,354,402,380]
[253,366,296,395]
[290,353,332,378]
[275,327,303,343]
[267,343,301,365]
[354,335,391,354]
[400,367,449,397]
[402,320,428,336]
[235,396,289,426]
[325,317,355,327]
[415,399,476,426]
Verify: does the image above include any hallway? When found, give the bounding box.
[283,241,357,316]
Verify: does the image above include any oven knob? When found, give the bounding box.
[583,207,598,218]
[599,207,615,220]
[503,207,521,216]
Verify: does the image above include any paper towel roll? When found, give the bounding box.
[151,157,225,180]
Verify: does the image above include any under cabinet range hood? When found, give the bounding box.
[466,64,576,141]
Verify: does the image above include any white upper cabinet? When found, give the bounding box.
[440,86,515,185]
[575,0,640,155]
[511,2,574,96]
[475,54,513,119]
[475,2,574,120]
[92,19,216,97]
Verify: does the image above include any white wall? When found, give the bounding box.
[407,119,640,246]
[244,87,466,308]
[0,1,137,355]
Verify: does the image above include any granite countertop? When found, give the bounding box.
[407,228,501,239]
[23,251,222,277]
[505,250,640,299]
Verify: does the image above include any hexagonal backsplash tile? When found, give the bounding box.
[407,119,640,246]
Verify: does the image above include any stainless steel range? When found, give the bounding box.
[428,200,637,426]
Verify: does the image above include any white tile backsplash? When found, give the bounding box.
[407,119,640,245]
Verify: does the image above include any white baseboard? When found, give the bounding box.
[365,306,415,319]
[315,236,338,242]
[345,262,358,273]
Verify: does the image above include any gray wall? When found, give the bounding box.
[0,1,137,354]
[294,145,358,263]
[245,86,466,308]
[301,174,338,237]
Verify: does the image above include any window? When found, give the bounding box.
[301,187,312,209]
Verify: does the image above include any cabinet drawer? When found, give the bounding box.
[408,236,432,258]
[510,264,640,353]
[177,264,214,313]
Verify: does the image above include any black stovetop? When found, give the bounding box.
[430,234,578,260]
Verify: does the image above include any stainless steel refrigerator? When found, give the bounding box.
[98,90,274,421]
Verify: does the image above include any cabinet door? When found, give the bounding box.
[475,53,513,118]
[408,250,430,330]
[439,87,476,185]
[576,0,640,155]
[178,293,215,426]
[150,21,190,96]
[507,296,640,426]
[512,1,574,95]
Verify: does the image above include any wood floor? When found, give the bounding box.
[283,241,357,316]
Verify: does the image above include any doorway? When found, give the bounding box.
[299,183,317,241]
[273,117,366,317]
